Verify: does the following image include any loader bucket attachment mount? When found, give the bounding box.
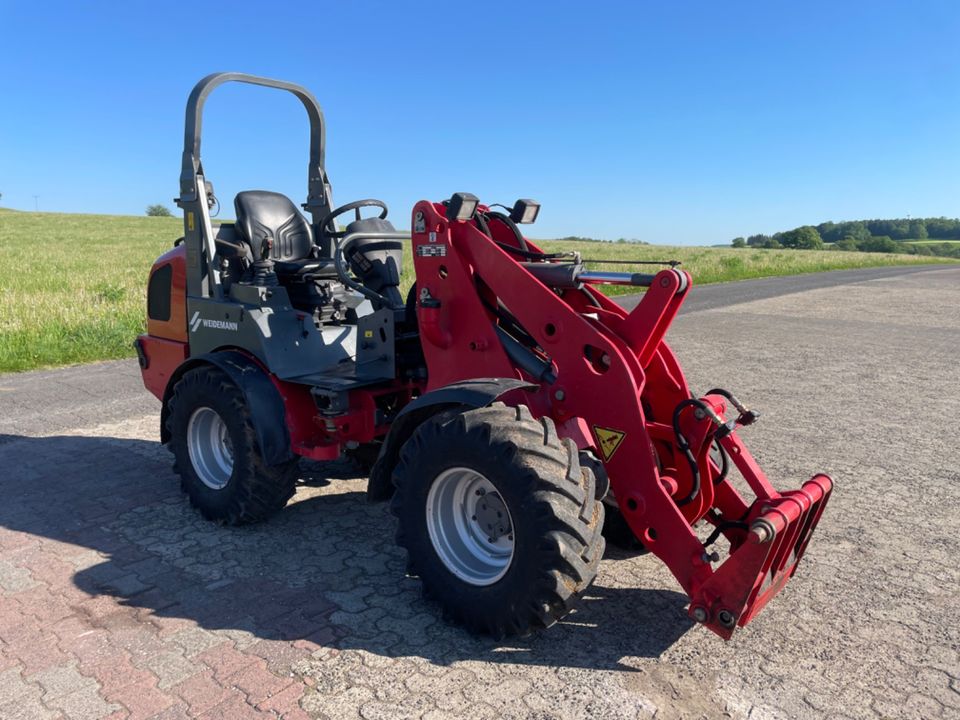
[688,474,833,639]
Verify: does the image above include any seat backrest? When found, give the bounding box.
[234,191,314,262]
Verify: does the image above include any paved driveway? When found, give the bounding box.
[1,266,957,719]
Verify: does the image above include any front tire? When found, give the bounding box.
[602,496,648,554]
[167,366,299,525]
[391,403,605,637]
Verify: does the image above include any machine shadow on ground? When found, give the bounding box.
[0,433,695,671]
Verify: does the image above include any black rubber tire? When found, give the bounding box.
[166,366,299,525]
[345,442,382,475]
[391,403,605,638]
[602,496,649,554]
[579,448,646,555]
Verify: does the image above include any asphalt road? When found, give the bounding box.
[619,262,957,313]
[1,264,958,719]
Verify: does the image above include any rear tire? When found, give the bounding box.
[391,403,605,638]
[167,366,299,525]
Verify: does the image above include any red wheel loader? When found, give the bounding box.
[136,73,832,640]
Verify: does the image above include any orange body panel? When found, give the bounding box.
[147,245,188,342]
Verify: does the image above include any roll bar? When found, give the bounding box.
[178,72,335,298]
[179,72,332,216]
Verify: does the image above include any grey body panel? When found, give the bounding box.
[185,295,395,388]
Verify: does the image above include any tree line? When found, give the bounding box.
[731,217,960,258]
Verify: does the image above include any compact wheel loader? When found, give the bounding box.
[136,73,832,640]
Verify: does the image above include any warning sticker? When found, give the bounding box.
[593,426,626,461]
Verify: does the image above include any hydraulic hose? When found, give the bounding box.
[672,397,730,507]
[486,211,529,252]
[712,440,730,487]
[703,518,750,548]
[706,387,760,426]
[672,399,708,507]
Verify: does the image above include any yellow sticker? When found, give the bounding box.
[187,211,195,231]
[593,426,626,461]
[364,330,374,338]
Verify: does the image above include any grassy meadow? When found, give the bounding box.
[902,239,960,246]
[0,207,950,373]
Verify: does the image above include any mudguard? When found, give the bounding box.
[366,377,535,501]
[159,350,293,465]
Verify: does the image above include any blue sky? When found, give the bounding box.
[1,1,957,245]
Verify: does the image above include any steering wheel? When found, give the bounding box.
[317,199,388,240]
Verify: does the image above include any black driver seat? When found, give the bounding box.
[234,191,336,277]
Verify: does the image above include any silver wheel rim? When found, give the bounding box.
[425,467,514,586]
[186,407,234,490]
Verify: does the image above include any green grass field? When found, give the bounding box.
[0,208,950,373]
[902,239,960,246]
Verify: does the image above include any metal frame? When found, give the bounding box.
[177,72,334,298]
[334,231,411,308]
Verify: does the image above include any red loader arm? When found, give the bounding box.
[410,199,832,639]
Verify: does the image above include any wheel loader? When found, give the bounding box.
[136,72,832,640]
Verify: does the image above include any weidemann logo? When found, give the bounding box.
[189,311,238,333]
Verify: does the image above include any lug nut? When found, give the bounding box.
[692,606,707,623]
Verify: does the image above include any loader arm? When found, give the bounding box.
[410,199,832,639]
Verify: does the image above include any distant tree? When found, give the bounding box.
[859,236,898,253]
[742,216,959,254]
[817,221,842,243]
[925,217,960,239]
[731,237,746,248]
[146,204,173,217]
[907,219,928,240]
[844,223,871,243]
[780,225,823,250]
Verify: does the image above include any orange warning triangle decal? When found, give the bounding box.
[593,426,626,461]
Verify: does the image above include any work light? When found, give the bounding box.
[510,199,540,224]
[446,192,480,222]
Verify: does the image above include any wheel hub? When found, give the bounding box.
[425,467,514,586]
[475,490,511,542]
[186,406,234,490]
